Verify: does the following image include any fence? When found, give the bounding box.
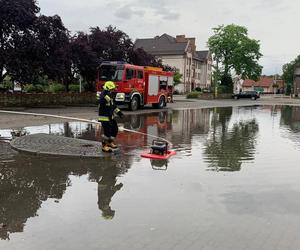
[0,93,97,107]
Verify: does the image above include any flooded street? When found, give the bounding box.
[1,105,300,250]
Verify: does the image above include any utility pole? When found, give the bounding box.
[79,75,82,93]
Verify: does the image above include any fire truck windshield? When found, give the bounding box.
[99,65,124,81]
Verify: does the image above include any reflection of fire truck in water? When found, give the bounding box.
[96,61,174,111]
[95,111,172,150]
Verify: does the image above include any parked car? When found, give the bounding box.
[232,91,260,100]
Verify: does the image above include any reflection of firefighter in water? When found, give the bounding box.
[97,165,123,220]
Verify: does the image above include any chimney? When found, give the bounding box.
[187,37,196,52]
[176,35,196,52]
[176,35,186,43]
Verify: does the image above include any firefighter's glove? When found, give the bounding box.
[117,111,124,119]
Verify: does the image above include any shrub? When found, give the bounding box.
[49,83,65,93]
[3,76,14,90]
[69,84,80,92]
[34,84,45,93]
[173,90,180,95]
[217,85,232,94]
[23,84,45,93]
[186,91,200,99]
[194,87,202,92]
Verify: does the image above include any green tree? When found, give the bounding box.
[0,0,40,83]
[162,65,182,86]
[208,24,263,92]
[282,56,300,84]
[6,15,71,86]
[173,70,183,86]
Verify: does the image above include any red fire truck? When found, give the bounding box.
[96,61,174,111]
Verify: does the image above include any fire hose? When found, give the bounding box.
[0,110,173,146]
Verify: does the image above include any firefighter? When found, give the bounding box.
[98,81,124,152]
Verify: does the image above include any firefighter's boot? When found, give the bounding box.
[107,140,118,149]
[102,142,112,153]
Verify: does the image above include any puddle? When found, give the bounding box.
[1,106,300,249]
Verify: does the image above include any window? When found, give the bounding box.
[159,76,168,90]
[137,71,144,79]
[168,77,174,86]
[99,65,124,81]
[126,69,134,80]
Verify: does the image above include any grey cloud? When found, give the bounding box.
[161,11,180,20]
[134,0,180,20]
[109,0,179,21]
[114,5,145,20]
[252,0,289,12]
[155,9,180,20]
[115,6,133,19]
[134,10,145,17]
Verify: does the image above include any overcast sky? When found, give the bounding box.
[38,0,300,75]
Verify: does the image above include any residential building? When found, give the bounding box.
[233,75,243,94]
[195,51,212,89]
[242,76,286,94]
[242,76,274,93]
[135,34,212,93]
[294,67,300,96]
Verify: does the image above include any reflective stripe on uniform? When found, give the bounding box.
[98,116,109,121]
[104,95,111,102]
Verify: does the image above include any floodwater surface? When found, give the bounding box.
[1,106,300,250]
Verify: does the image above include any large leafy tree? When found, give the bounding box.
[129,47,162,66]
[89,25,133,61]
[208,24,263,92]
[70,32,98,90]
[282,56,300,84]
[0,0,40,82]
[5,31,44,84]
[6,15,71,85]
[36,15,71,84]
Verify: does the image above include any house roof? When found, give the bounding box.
[243,76,274,88]
[134,33,188,55]
[195,51,209,61]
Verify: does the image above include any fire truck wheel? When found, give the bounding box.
[153,96,166,109]
[129,96,139,111]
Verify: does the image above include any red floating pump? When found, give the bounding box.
[141,140,176,160]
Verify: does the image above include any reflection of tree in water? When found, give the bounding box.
[204,108,259,172]
[280,106,300,132]
[0,145,130,240]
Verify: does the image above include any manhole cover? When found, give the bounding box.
[81,144,94,148]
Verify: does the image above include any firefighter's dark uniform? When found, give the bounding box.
[98,81,124,152]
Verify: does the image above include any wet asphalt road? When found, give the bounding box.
[1,101,300,249]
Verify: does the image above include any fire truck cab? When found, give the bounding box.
[96,61,174,111]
